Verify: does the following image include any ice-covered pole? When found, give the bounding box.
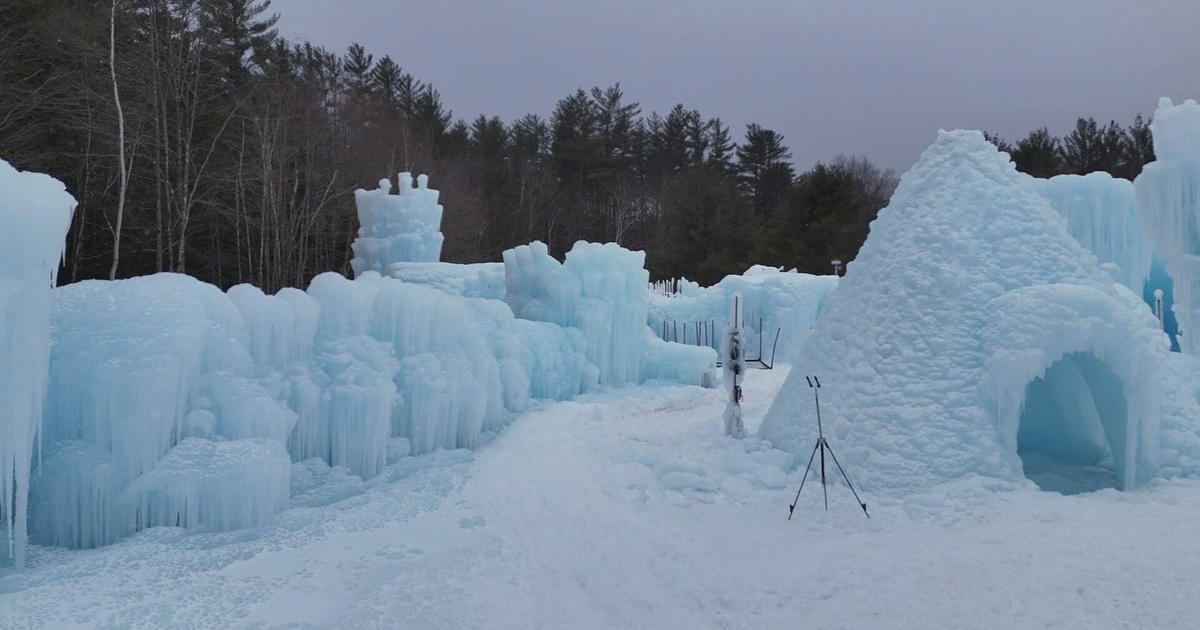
[722,293,746,438]
[350,172,445,277]
[0,159,76,567]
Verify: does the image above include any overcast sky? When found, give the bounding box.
[270,0,1200,172]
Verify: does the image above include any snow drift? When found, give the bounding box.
[760,130,1188,495]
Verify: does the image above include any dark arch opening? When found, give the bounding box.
[1017,352,1128,494]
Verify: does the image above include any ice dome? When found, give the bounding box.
[760,130,1189,495]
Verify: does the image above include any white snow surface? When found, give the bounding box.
[5,367,1200,629]
[0,160,76,568]
[1136,97,1200,354]
[385,261,505,299]
[760,130,1190,494]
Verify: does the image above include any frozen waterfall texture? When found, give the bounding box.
[503,240,716,387]
[0,160,76,568]
[351,173,445,276]
[760,130,1186,495]
[1136,98,1200,354]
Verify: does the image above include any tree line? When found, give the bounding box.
[1,0,902,289]
[2,1,1153,292]
[985,116,1155,180]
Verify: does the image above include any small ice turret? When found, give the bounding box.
[350,172,445,276]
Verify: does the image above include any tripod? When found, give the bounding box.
[787,376,870,519]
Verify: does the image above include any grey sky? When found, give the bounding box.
[270,0,1200,172]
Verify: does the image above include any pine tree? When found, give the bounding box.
[736,124,794,220]
[1011,128,1062,178]
[705,117,735,174]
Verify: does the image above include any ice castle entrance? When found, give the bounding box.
[1016,352,1128,494]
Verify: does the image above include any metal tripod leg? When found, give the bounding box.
[787,440,821,520]
[823,441,870,519]
[819,438,828,510]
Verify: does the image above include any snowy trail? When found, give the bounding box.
[4,367,1200,629]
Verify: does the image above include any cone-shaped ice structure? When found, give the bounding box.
[760,131,1178,495]
[1136,98,1200,354]
[0,160,76,567]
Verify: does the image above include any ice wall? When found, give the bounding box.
[1135,98,1200,354]
[1032,173,1155,294]
[648,265,839,361]
[350,173,445,276]
[760,131,1174,494]
[29,268,603,550]
[0,160,76,567]
[504,240,715,387]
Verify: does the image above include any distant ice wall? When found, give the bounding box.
[647,266,839,362]
[0,160,76,568]
[1032,172,1155,295]
[1136,98,1200,354]
[504,240,716,387]
[351,173,445,275]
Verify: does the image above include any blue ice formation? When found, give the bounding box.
[0,160,76,567]
[351,173,445,275]
[2,167,716,559]
[647,265,839,362]
[1136,98,1200,355]
[760,130,1194,495]
[1030,172,1155,295]
[504,240,716,387]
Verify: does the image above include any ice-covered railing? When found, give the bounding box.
[350,173,445,276]
[0,160,76,568]
[1136,98,1200,354]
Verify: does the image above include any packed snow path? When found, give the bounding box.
[3,367,1200,629]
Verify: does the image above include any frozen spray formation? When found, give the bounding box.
[1136,98,1200,354]
[0,160,76,567]
[760,130,1184,494]
[504,240,716,387]
[1031,172,1156,295]
[647,265,839,362]
[351,173,445,276]
[7,168,711,554]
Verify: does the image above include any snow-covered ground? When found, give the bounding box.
[3,366,1200,629]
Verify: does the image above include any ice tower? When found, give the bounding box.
[1135,98,1200,354]
[350,173,445,276]
[760,131,1181,495]
[0,160,76,567]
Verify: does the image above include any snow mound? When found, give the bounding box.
[760,130,1183,495]
[0,159,76,567]
[351,173,445,275]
